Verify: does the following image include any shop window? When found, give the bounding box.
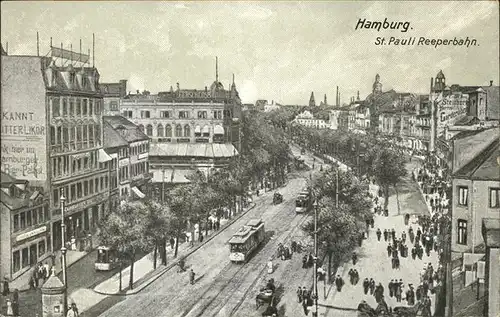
[21,247,29,268]
[29,244,37,266]
[26,210,32,227]
[13,214,19,231]
[38,240,46,257]
[13,251,20,273]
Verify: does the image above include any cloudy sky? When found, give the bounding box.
[1,1,498,104]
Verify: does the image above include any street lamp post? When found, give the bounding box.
[312,200,319,317]
[60,189,68,315]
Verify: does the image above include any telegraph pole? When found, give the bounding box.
[60,189,68,316]
[312,200,319,317]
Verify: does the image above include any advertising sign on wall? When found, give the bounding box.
[435,93,469,137]
[1,57,47,182]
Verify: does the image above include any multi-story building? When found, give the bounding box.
[103,116,151,200]
[0,173,51,283]
[448,127,499,317]
[101,79,127,116]
[1,48,110,254]
[292,110,329,129]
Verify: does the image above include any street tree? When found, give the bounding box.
[145,199,175,267]
[369,145,407,210]
[97,200,152,290]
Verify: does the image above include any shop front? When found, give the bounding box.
[51,192,109,252]
[10,224,52,280]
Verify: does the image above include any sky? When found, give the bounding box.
[1,1,499,105]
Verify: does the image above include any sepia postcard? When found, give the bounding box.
[1,1,499,317]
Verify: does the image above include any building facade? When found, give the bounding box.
[1,52,110,256]
[103,116,151,201]
[448,130,500,317]
[101,79,127,116]
[292,110,329,129]
[0,173,51,282]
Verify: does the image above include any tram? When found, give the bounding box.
[229,219,265,263]
[95,246,120,271]
[295,188,311,213]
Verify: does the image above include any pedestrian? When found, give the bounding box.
[370,217,374,228]
[302,255,308,269]
[348,269,354,285]
[297,286,303,303]
[335,275,344,292]
[404,213,410,226]
[395,257,400,270]
[2,277,9,296]
[363,278,370,294]
[395,284,402,302]
[302,286,308,301]
[376,228,382,241]
[369,278,375,295]
[422,296,432,317]
[32,267,39,288]
[308,254,313,268]
[199,233,204,243]
[189,269,195,285]
[389,280,394,297]
[383,229,388,241]
[402,231,406,244]
[407,285,415,305]
[391,229,396,240]
[66,302,79,317]
[12,288,19,316]
[353,269,359,285]
[387,244,392,257]
[352,252,357,265]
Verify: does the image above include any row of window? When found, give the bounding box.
[53,175,109,207]
[122,110,230,120]
[50,124,101,148]
[139,124,225,138]
[457,186,500,208]
[13,205,49,232]
[51,151,101,179]
[52,97,102,118]
[12,239,47,274]
[131,162,148,178]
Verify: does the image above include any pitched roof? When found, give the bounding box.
[103,121,128,149]
[453,138,499,180]
[102,116,148,143]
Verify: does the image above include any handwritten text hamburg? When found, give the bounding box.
[355,18,478,48]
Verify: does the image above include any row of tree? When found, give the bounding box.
[97,110,294,291]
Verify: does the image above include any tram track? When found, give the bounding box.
[178,208,311,317]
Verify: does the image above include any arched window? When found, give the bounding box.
[146,124,153,136]
[138,124,144,133]
[165,124,172,137]
[157,124,164,137]
[175,124,182,137]
[184,124,190,137]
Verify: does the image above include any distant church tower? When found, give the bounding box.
[324,94,327,106]
[372,74,383,94]
[309,91,316,107]
[433,70,446,92]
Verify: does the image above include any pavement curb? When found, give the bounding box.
[93,202,258,296]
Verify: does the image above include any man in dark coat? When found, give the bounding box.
[389,280,394,297]
[363,278,370,294]
[353,269,360,285]
[383,229,388,241]
[369,278,376,295]
[387,244,392,257]
[406,285,415,305]
[352,252,358,265]
[189,269,196,285]
[376,228,382,241]
[297,286,303,303]
[391,228,396,240]
[335,275,344,292]
[302,255,308,269]
[348,269,354,285]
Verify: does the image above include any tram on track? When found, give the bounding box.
[229,219,265,263]
[295,188,312,213]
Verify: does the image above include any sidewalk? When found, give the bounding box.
[318,164,440,316]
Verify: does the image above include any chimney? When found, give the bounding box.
[430,77,434,93]
[490,80,493,86]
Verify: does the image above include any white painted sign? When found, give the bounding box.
[16,225,47,242]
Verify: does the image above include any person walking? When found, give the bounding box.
[66,302,79,317]
[352,252,358,265]
[363,278,370,295]
[383,229,388,242]
[297,286,303,303]
[2,277,9,296]
[189,269,196,285]
[376,229,382,241]
[369,278,376,295]
[387,244,392,257]
[335,275,344,292]
[389,279,394,297]
[395,284,402,303]
[353,269,360,285]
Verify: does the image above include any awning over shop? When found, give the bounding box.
[214,125,224,135]
[131,186,145,199]
[149,143,239,158]
[194,126,201,134]
[202,125,210,134]
[98,149,112,163]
